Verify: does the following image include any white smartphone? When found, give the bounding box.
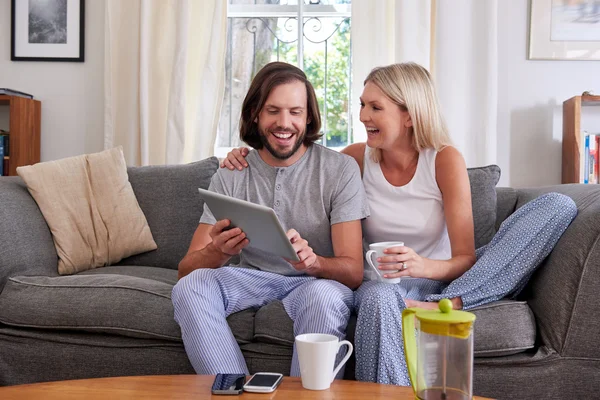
[242,372,284,393]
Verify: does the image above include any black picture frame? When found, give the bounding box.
[11,0,85,62]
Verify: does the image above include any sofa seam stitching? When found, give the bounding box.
[7,277,172,299]
[0,319,181,341]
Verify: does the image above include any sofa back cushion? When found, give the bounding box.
[467,165,501,249]
[116,157,219,269]
[495,187,518,231]
[1,157,494,280]
[0,177,59,291]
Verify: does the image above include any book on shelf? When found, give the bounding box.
[593,135,599,184]
[583,132,600,184]
[0,135,4,176]
[589,134,597,184]
[0,133,8,157]
[0,88,34,99]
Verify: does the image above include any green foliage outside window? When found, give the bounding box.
[274,19,351,147]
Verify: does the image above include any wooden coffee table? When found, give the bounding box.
[0,375,493,399]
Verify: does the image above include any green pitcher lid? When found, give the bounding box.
[415,299,476,325]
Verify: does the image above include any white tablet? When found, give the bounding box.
[198,188,300,261]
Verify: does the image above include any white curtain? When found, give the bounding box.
[351,0,498,168]
[351,0,433,143]
[104,0,227,166]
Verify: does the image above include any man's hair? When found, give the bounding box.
[364,62,452,162]
[239,62,322,149]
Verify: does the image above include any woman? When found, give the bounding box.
[221,62,577,385]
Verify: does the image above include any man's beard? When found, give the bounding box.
[259,126,306,160]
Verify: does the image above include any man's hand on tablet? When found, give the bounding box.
[210,219,250,256]
[286,229,320,273]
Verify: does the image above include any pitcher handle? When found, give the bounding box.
[331,340,353,382]
[402,308,418,394]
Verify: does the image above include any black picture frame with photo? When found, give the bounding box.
[11,0,85,62]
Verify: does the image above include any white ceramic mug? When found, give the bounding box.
[295,333,353,390]
[366,241,404,284]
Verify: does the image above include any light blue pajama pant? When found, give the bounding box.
[171,267,353,376]
[354,192,578,385]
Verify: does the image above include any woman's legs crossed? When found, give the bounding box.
[427,192,577,309]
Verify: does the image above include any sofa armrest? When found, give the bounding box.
[0,177,59,292]
[515,184,600,359]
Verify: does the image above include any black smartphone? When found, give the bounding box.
[211,373,246,395]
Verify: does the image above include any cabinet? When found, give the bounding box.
[562,94,600,184]
[0,95,41,176]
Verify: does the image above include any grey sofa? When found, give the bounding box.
[0,156,599,400]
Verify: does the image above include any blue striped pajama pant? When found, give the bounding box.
[354,192,578,385]
[171,267,353,376]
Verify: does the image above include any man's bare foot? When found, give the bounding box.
[405,297,463,310]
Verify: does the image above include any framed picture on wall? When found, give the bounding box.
[11,0,85,62]
[528,0,600,60]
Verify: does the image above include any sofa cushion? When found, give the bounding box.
[244,299,535,358]
[467,165,501,249]
[16,147,157,275]
[0,267,181,341]
[227,308,256,344]
[470,300,536,356]
[0,264,259,345]
[116,157,220,270]
[254,301,295,346]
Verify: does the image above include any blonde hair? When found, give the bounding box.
[364,62,451,161]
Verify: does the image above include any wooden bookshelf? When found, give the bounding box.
[562,95,600,184]
[0,95,41,176]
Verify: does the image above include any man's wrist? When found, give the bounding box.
[306,256,322,276]
[207,242,233,262]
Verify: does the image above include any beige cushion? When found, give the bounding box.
[17,147,157,275]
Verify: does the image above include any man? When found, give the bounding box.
[172,62,369,376]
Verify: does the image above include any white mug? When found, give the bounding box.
[366,241,404,284]
[295,333,353,390]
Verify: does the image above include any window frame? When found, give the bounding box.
[216,1,352,157]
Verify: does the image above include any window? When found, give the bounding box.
[216,0,352,156]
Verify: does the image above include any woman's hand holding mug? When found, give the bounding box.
[365,241,404,284]
[377,243,428,279]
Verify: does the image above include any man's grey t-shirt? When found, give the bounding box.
[200,144,369,276]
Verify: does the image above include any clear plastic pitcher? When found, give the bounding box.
[402,299,476,400]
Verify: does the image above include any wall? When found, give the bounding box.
[497,1,600,187]
[0,0,105,162]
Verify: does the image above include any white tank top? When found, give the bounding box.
[362,146,451,280]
